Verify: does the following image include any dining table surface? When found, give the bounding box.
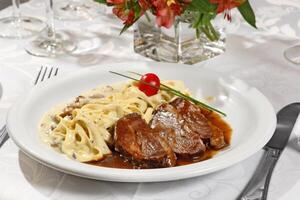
[1,0,300,199]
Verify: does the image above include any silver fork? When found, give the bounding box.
[0,66,59,147]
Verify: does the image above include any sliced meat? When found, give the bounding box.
[150,100,207,157]
[173,98,227,149]
[210,125,226,149]
[170,98,212,139]
[114,113,176,168]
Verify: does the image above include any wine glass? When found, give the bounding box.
[284,45,300,64]
[25,0,76,57]
[53,0,102,21]
[0,0,45,39]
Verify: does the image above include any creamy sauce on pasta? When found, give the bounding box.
[39,80,191,162]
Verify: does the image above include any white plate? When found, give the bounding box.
[6,62,276,182]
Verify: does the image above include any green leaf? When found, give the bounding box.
[119,15,141,35]
[186,0,217,14]
[120,24,131,35]
[192,13,203,28]
[201,12,215,24]
[133,3,142,21]
[94,0,107,4]
[238,0,257,28]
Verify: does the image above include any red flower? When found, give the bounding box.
[138,0,151,10]
[107,0,124,4]
[152,0,183,28]
[113,7,135,25]
[156,7,175,28]
[209,0,245,21]
[210,0,245,13]
[108,0,136,25]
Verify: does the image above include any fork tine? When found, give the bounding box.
[48,67,53,79]
[41,66,48,82]
[35,66,58,85]
[34,66,43,85]
[54,68,58,76]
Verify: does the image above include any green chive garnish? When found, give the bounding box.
[109,71,226,117]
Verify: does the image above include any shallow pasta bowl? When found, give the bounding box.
[6,61,276,182]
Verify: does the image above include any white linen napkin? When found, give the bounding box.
[0,138,262,200]
[0,141,136,200]
[0,82,2,99]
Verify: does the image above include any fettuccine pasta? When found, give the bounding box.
[39,80,191,162]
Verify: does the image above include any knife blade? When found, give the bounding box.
[238,103,300,200]
[266,103,300,150]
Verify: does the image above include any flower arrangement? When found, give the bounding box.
[95,0,256,40]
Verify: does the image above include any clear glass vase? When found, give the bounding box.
[134,13,226,65]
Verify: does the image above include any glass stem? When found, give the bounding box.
[12,0,21,22]
[46,0,56,41]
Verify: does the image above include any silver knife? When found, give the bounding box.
[238,103,300,200]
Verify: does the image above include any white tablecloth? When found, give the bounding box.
[1,0,300,199]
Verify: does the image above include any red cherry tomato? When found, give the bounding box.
[138,73,160,96]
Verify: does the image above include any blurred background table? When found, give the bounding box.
[1,0,300,199]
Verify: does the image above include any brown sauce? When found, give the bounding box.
[88,111,232,169]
